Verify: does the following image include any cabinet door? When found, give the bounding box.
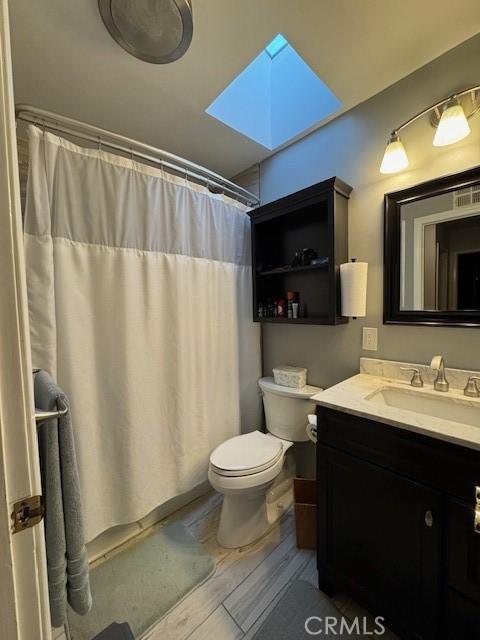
[444,590,480,639]
[446,497,480,604]
[317,447,442,640]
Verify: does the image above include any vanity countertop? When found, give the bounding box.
[312,358,480,451]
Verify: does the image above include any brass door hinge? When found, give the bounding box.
[11,495,44,534]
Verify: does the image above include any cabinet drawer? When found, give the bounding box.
[446,498,480,603]
[317,407,480,503]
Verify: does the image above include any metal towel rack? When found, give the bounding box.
[33,369,69,424]
[35,407,68,425]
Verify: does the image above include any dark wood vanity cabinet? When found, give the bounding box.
[316,407,480,640]
[318,447,442,639]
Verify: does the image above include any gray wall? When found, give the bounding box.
[258,34,480,476]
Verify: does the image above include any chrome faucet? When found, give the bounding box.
[431,355,449,392]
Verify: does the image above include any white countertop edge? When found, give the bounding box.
[314,395,480,452]
[313,372,480,452]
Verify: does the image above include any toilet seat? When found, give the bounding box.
[210,431,283,477]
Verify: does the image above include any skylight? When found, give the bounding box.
[206,34,341,150]
[265,33,288,59]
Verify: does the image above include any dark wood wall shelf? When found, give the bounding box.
[258,262,329,277]
[250,177,352,325]
[255,316,331,325]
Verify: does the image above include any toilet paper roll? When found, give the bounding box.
[340,261,368,317]
[306,423,317,444]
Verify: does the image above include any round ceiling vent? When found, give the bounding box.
[98,0,193,64]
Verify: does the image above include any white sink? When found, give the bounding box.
[367,386,480,428]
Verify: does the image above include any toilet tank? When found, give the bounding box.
[258,377,322,442]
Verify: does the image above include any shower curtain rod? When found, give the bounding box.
[15,104,260,207]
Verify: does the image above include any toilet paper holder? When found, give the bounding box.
[340,258,368,319]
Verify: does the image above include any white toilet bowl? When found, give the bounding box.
[208,431,295,548]
[209,377,322,548]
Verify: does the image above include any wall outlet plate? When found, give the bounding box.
[362,327,378,351]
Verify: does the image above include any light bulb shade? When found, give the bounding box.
[433,102,470,147]
[380,135,409,174]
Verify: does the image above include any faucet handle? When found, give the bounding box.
[400,367,424,387]
[464,376,480,398]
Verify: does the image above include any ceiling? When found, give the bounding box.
[8,1,480,178]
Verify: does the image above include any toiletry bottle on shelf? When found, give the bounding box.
[291,251,301,268]
[287,291,298,318]
[277,299,286,317]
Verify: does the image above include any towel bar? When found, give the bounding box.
[32,369,69,424]
[35,407,69,424]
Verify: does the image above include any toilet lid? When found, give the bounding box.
[210,431,283,476]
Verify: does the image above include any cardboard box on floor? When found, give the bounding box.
[293,477,316,550]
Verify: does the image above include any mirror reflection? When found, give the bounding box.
[400,185,480,311]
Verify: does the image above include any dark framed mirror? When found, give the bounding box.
[384,166,480,327]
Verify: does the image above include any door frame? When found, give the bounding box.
[0,1,51,638]
[412,203,480,309]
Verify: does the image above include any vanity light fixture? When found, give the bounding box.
[433,98,471,147]
[379,133,409,174]
[380,85,480,174]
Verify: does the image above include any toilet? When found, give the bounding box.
[208,376,322,548]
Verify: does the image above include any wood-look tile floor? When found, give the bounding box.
[141,490,398,640]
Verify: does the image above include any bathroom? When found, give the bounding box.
[1,1,480,639]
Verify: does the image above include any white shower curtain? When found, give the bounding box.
[24,125,261,542]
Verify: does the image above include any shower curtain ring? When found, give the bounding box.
[97,137,102,152]
[129,147,134,163]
